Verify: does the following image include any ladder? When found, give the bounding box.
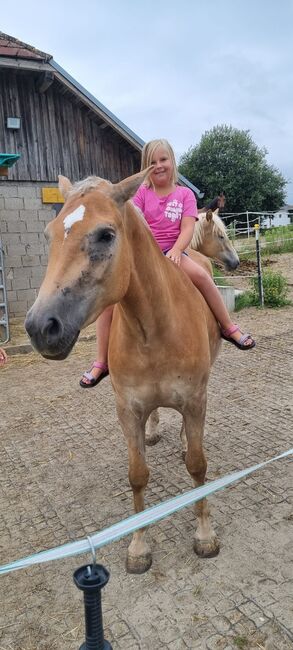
[0,239,9,343]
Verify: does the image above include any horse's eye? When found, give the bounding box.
[93,228,116,244]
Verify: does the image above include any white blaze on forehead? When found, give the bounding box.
[63,205,85,238]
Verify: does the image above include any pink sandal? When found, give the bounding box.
[221,324,256,350]
[80,361,109,388]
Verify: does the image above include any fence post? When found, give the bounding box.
[246,211,250,239]
[254,224,264,307]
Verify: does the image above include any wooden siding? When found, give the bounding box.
[0,69,141,182]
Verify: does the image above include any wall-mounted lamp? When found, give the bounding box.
[7,117,21,130]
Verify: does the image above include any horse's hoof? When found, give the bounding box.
[145,433,161,446]
[193,537,220,558]
[126,552,152,574]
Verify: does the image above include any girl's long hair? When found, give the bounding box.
[141,139,178,187]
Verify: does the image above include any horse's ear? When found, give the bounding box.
[111,166,154,206]
[206,209,213,222]
[58,175,73,200]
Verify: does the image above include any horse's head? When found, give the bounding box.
[217,192,226,210]
[191,209,239,271]
[25,169,151,360]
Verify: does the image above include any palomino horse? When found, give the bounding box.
[146,209,239,446]
[190,209,239,271]
[25,170,221,573]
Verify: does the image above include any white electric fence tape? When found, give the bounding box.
[0,448,291,576]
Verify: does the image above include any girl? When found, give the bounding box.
[80,139,255,387]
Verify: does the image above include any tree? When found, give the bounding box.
[178,125,287,213]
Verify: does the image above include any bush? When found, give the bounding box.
[235,270,291,310]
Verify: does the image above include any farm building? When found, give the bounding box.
[262,205,293,228]
[0,31,200,331]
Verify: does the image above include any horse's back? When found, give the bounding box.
[187,248,213,275]
[109,260,220,397]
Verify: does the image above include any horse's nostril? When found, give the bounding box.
[42,317,64,344]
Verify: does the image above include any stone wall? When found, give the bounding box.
[0,182,55,318]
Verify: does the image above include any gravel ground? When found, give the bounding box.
[0,254,292,650]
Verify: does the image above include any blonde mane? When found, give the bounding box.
[69,176,111,197]
[191,212,227,249]
[69,176,148,226]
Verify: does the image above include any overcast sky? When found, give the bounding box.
[2,0,293,203]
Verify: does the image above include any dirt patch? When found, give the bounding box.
[216,257,276,274]
[216,252,293,304]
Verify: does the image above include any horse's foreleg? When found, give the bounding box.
[183,399,220,558]
[116,404,152,574]
[145,408,161,445]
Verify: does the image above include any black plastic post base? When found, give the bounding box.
[74,563,112,650]
[79,641,113,650]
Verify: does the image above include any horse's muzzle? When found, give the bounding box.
[223,253,240,271]
[25,306,80,360]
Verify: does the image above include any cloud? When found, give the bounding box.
[1,0,292,201]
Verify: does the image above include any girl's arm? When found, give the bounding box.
[165,217,195,266]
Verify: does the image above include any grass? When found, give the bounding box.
[235,224,293,259]
[213,266,232,287]
[262,224,293,254]
[235,270,291,310]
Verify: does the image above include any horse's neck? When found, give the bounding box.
[119,206,185,340]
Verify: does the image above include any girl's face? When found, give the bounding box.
[149,146,174,188]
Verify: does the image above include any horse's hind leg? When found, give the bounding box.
[183,399,220,558]
[116,403,152,574]
[145,408,161,445]
[180,420,187,461]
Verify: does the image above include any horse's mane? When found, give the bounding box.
[69,176,111,197]
[191,212,227,249]
[68,175,148,226]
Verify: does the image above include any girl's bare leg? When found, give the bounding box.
[180,256,254,346]
[80,305,114,384]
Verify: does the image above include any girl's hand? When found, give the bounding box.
[0,348,7,366]
[166,247,182,266]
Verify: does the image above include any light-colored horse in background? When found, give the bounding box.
[190,209,239,271]
[25,170,222,574]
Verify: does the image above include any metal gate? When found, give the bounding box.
[0,239,9,343]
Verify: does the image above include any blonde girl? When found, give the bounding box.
[80,139,255,387]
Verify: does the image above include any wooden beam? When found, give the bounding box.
[35,71,54,93]
[0,57,52,72]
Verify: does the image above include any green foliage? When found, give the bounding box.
[178,125,287,212]
[234,291,256,311]
[213,266,230,287]
[235,270,291,310]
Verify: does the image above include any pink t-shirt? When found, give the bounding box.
[132,184,198,252]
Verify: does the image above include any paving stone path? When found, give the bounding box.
[0,317,292,649]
